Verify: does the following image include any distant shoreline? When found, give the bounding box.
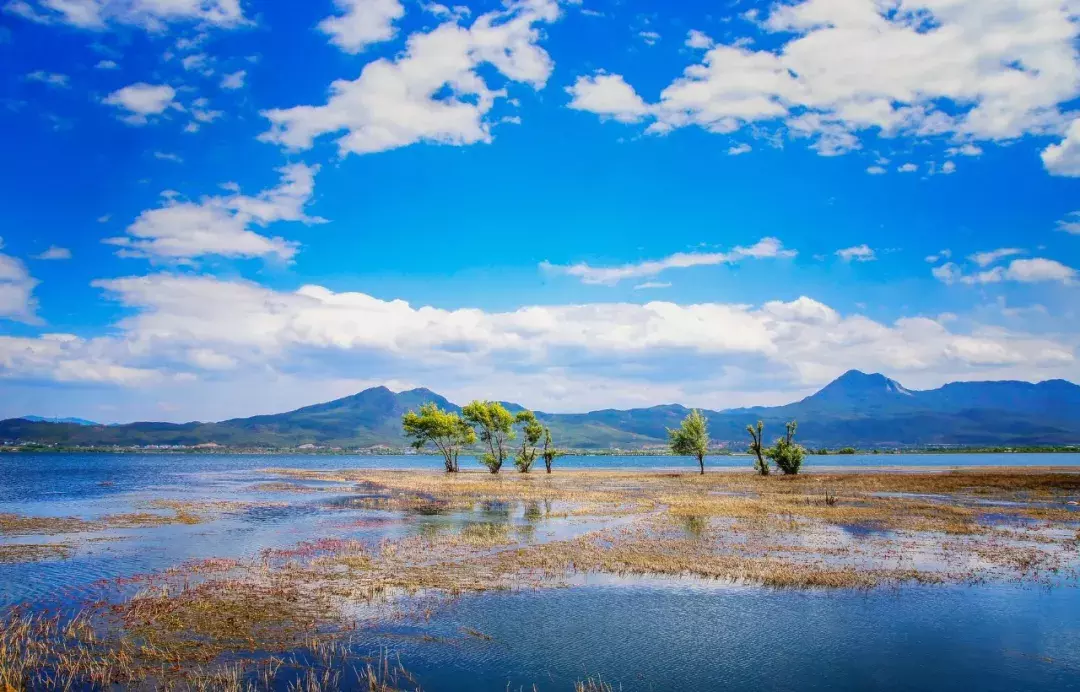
[2,446,1079,456]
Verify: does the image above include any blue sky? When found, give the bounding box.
[0,0,1078,422]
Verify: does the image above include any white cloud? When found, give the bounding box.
[220,69,245,90]
[969,248,1024,267]
[25,70,69,87]
[685,29,713,50]
[0,239,40,323]
[566,72,650,123]
[940,160,957,175]
[1057,212,1080,235]
[319,0,404,53]
[541,237,796,285]
[262,0,559,156]
[103,83,176,125]
[638,30,659,46]
[153,151,183,163]
[5,276,1074,416]
[181,52,209,72]
[866,165,886,175]
[898,162,917,173]
[925,249,951,263]
[836,244,875,262]
[633,281,671,290]
[566,0,1080,163]
[104,163,324,261]
[0,333,164,385]
[1042,118,1080,177]
[33,246,71,260]
[95,59,118,69]
[947,143,983,157]
[728,143,751,155]
[4,0,247,31]
[1004,258,1077,285]
[934,258,1077,286]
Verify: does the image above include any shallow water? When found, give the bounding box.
[3,452,1080,690]
[363,582,1080,691]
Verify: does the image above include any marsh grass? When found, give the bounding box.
[0,508,201,537]
[0,542,73,563]
[4,468,1079,690]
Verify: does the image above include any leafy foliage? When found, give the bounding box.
[401,403,475,472]
[513,410,544,473]
[668,410,710,475]
[766,420,806,475]
[746,420,769,476]
[541,427,560,474]
[462,401,515,474]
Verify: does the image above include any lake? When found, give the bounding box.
[1,452,1079,690]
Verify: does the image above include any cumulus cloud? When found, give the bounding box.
[0,241,40,324]
[933,258,1077,286]
[566,72,650,123]
[835,244,876,262]
[541,237,796,285]
[1042,118,1080,177]
[4,0,247,31]
[318,0,404,53]
[104,163,324,261]
[0,333,165,385]
[3,275,1074,416]
[566,0,1080,163]
[261,0,559,156]
[685,29,712,50]
[103,83,177,125]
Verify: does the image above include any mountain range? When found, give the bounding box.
[3,370,1080,449]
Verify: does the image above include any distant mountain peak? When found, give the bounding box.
[20,415,98,426]
[827,370,912,395]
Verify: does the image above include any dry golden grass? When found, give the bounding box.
[0,542,73,563]
[0,509,201,536]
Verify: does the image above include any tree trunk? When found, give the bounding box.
[698,455,705,475]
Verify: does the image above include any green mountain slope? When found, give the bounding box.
[3,371,1080,449]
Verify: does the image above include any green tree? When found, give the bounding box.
[668,409,710,475]
[766,420,806,475]
[746,421,769,476]
[401,403,476,473]
[541,427,560,474]
[462,400,515,474]
[513,410,544,473]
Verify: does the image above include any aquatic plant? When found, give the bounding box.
[668,410,710,475]
[766,421,806,475]
[402,403,477,473]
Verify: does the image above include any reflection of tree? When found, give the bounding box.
[524,501,542,522]
[414,521,449,539]
[480,500,512,521]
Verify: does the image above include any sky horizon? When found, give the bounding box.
[1,0,1078,424]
